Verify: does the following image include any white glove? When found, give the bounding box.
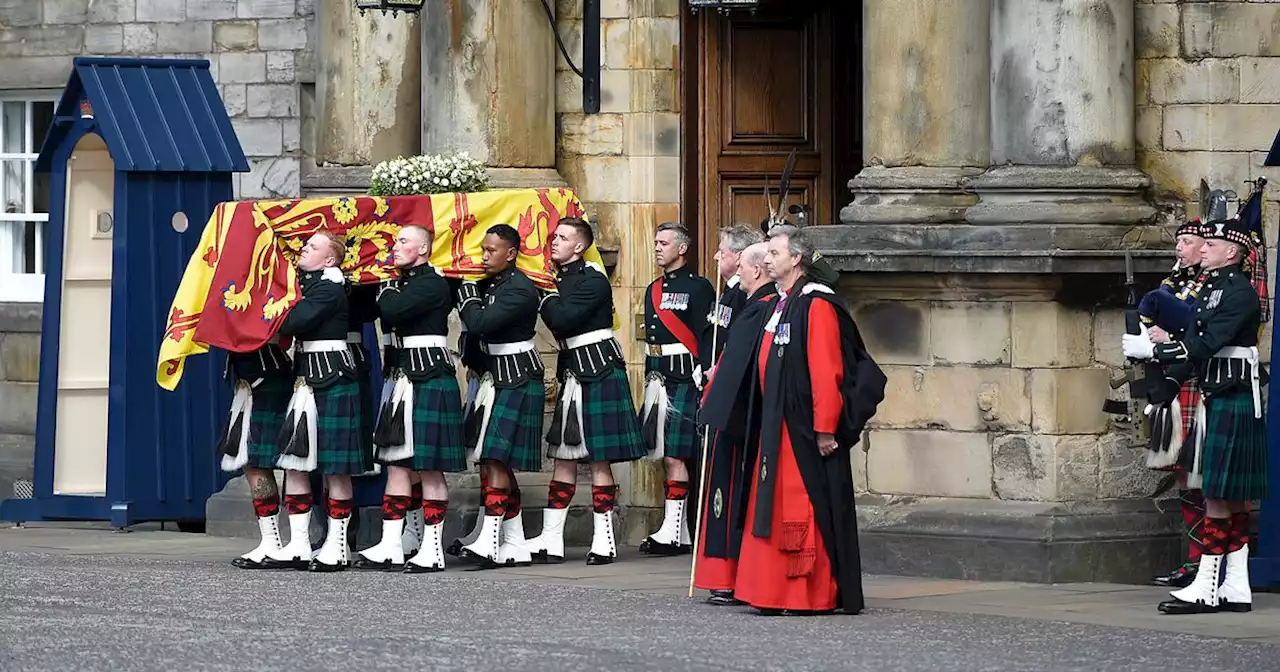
[1121,323,1156,360]
[692,365,704,390]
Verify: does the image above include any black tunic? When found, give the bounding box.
[279,269,353,387]
[643,266,716,380]
[541,258,623,382]
[457,267,544,387]
[754,282,887,613]
[1155,263,1266,397]
[377,263,455,382]
[709,276,749,362]
[697,282,778,560]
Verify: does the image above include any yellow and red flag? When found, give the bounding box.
[157,187,608,391]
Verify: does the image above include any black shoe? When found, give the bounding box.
[1158,598,1218,615]
[445,539,464,556]
[1152,563,1197,588]
[403,561,445,574]
[585,552,615,566]
[307,560,348,573]
[230,557,270,570]
[707,590,745,606]
[639,537,686,556]
[351,558,402,571]
[1219,600,1252,613]
[531,550,565,564]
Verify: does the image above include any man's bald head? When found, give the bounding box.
[739,242,771,294]
[392,224,433,269]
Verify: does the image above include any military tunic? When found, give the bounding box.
[540,258,647,464]
[374,264,467,473]
[639,266,715,461]
[709,275,748,362]
[457,267,546,472]
[1154,263,1269,501]
[275,267,372,475]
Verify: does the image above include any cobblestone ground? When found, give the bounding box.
[0,549,1277,672]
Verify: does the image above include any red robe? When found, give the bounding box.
[735,298,843,611]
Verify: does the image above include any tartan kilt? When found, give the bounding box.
[1199,391,1269,501]
[390,375,468,473]
[241,375,293,470]
[308,379,374,475]
[641,375,702,460]
[1169,378,1202,474]
[477,379,546,472]
[560,367,648,463]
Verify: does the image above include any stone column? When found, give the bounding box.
[420,0,559,184]
[315,2,422,166]
[842,0,991,225]
[967,0,1154,226]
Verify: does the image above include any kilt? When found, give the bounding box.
[1169,378,1202,474]
[241,376,293,470]
[552,367,648,463]
[1199,391,1269,501]
[389,376,468,473]
[641,373,702,461]
[477,379,546,472]
[278,379,374,476]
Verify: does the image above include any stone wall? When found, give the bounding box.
[0,0,314,199]
[0,304,39,501]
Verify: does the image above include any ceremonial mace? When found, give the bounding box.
[687,270,724,598]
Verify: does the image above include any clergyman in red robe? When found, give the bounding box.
[735,224,887,616]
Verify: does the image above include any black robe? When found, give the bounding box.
[754,282,887,613]
[697,283,778,559]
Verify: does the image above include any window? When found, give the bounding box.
[0,93,56,303]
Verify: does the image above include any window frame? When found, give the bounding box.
[0,89,60,303]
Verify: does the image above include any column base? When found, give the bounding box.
[856,496,1182,584]
[841,166,984,225]
[965,165,1157,226]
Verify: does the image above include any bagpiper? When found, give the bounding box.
[638,222,716,555]
[1138,218,1209,589]
[455,224,546,568]
[1123,213,1270,615]
[354,225,468,573]
[526,217,648,565]
[262,229,374,572]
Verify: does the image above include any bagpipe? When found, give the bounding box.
[1107,178,1270,471]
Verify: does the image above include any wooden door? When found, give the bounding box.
[696,3,832,272]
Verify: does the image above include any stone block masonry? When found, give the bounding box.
[0,0,314,200]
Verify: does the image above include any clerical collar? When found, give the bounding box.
[560,258,586,274]
[727,274,740,288]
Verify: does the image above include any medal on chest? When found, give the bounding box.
[660,292,689,311]
[1206,289,1223,310]
[775,322,791,357]
[709,304,733,327]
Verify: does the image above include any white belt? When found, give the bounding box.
[346,331,362,344]
[563,328,613,350]
[482,339,536,356]
[1214,346,1258,361]
[301,339,347,353]
[646,343,690,357]
[1213,346,1262,419]
[402,335,448,349]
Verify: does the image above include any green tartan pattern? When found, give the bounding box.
[478,379,546,472]
[1200,392,1270,501]
[313,379,374,475]
[575,367,648,463]
[392,376,468,473]
[641,378,701,460]
[243,375,293,470]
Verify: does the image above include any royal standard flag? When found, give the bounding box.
[157,187,612,391]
